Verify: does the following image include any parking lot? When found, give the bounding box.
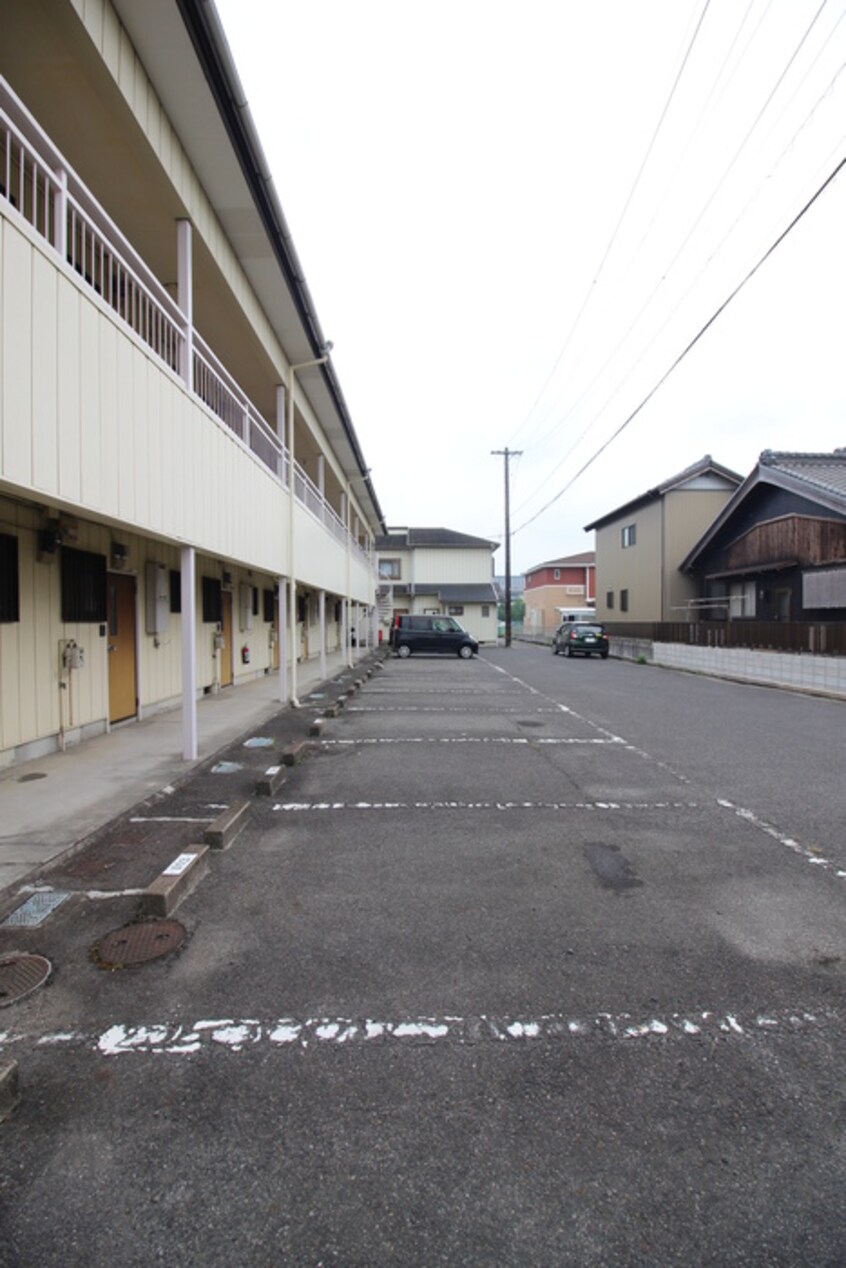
[2,646,845,1265]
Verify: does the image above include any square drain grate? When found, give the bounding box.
[3,891,71,927]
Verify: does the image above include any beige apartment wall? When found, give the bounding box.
[0,498,286,758]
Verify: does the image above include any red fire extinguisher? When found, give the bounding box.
[241,644,251,664]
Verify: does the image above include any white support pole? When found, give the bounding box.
[180,545,197,761]
[319,589,326,681]
[277,576,287,704]
[54,169,68,260]
[177,219,193,392]
[276,385,287,483]
[289,577,299,705]
[341,598,348,665]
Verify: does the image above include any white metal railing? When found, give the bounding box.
[193,333,288,485]
[0,76,370,561]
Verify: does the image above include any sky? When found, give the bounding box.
[214,0,846,573]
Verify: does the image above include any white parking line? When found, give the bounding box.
[273,799,701,812]
[0,1006,829,1058]
[319,737,625,746]
[718,799,846,879]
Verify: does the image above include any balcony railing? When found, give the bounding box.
[0,76,371,560]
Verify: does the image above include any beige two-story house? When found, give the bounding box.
[584,456,741,623]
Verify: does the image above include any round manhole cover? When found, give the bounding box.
[0,953,52,1007]
[94,920,185,970]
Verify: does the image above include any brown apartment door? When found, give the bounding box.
[108,573,137,723]
[220,590,233,687]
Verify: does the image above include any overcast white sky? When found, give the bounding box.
[215,0,846,572]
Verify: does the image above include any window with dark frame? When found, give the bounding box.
[621,524,637,548]
[0,533,19,623]
[620,589,629,612]
[252,586,259,617]
[169,569,182,614]
[606,591,614,609]
[379,558,401,579]
[202,576,222,624]
[448,605,464,616]
[61,547,107,622]
[263,589,275,623]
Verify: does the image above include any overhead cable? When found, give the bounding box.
[511,154,846,538]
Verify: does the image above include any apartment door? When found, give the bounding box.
[220,590,233,687]
[108,573,137,723]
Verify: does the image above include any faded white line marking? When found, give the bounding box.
[718,799,846,879]
[273,799,701,813]
[0,1007,829,1057]
[129,816,214,824]
[319,737,623,747]
[345,706,564,714]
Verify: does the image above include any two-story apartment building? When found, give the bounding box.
[585,456,741,623]
[376,528,499,645]
[0,0,383,767]
[523,552,595,633]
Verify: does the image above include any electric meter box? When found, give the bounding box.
[145,561,170,636]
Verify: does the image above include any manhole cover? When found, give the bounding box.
[94,920,185,970]
[0,954,52,1007]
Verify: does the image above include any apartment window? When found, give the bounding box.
[606,591,614,609]
[0,534,19,623]
[553,568,561,580]
[620,589,629,612]
[379,558,401,580]
[263,588,276,623]
[202,576,222,624]
[621,524,637,548]
[169,569,182,614]
[481,605,490,618]
[448,605,464,616]
[61,548,106,622]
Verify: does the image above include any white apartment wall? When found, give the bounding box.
[411,547,493,584]
[1,215,288,574]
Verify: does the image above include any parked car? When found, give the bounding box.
[552,621,609,658]
[391,614,478,659]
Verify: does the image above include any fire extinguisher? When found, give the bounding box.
[241,644,251,664]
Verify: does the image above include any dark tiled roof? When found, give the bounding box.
[375,527,499,550]
[759,450,846,502]
[681,449,846,572]
[436,584,498,603]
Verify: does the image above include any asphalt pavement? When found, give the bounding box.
[1,645,845,1266]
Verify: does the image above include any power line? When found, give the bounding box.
[506,0,712,451]
[510,54,846,521]
[511,153,846,538]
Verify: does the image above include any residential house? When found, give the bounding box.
[523,552,595,633]
[376,528,499,645]
[584,456,742,622]
[0,0,383,767]
[680,450,846,621]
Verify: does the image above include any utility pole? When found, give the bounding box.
[491,447,522,647]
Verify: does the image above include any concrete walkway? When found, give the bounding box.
[0,651,362,894]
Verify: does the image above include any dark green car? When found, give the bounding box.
[552,621,609,658]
